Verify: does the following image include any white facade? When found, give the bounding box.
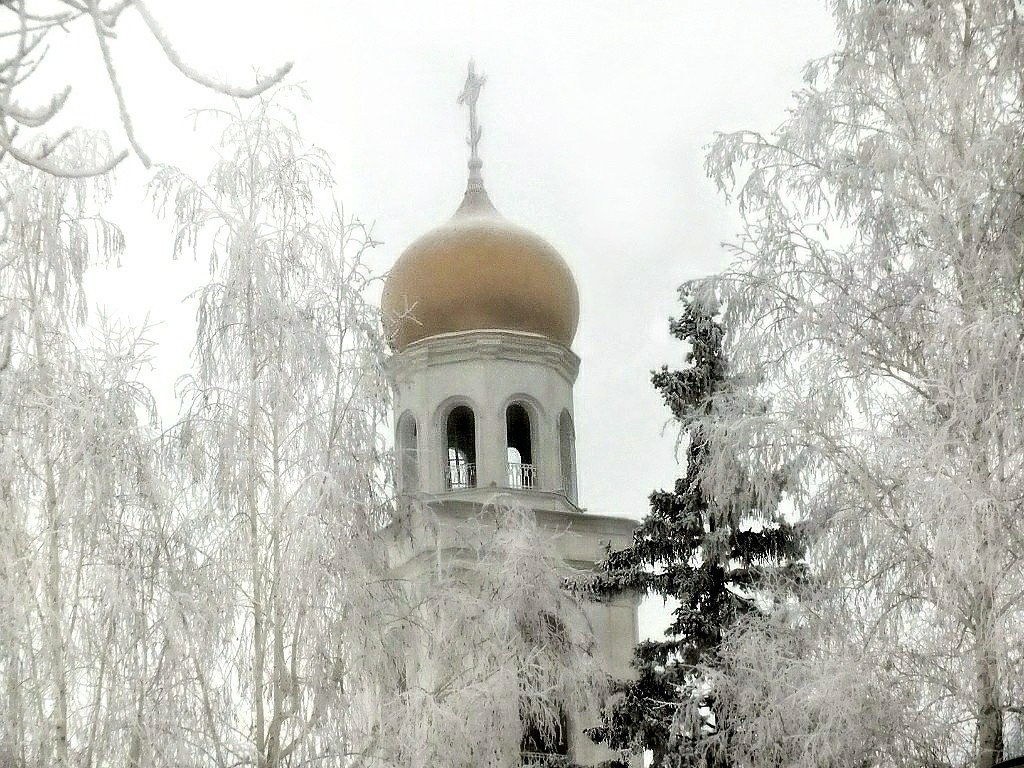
[385,327,641,767]
[387,329,580,501]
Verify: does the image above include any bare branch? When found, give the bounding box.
[87,0,149,166]
[134,0,292,99]
[0,127,127,175]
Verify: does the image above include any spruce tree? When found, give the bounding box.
[583,298,804,767]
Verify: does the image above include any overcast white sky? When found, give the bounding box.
[71,1,836,629]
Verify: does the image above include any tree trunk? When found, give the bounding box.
[975,583,1003,768]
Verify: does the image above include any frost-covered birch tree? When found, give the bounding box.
[380,501,605,768]
[692,2,1024,767]
[0,0,292,397]
[0,135,174,768]
[150,92,606,768]
[150,93,394,768]
[0,0,290,177]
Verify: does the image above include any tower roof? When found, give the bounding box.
[381,62,579,352]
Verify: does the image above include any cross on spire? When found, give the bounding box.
[457,59,486,191]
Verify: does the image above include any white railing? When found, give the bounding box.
[521,753,569,767]
[506,462,537,489]
[444,461,476,490]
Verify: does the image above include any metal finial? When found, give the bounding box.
[457,59,486,191]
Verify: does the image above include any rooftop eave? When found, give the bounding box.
[384,329,581,386]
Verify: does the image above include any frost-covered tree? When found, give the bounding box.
[0,135,172,768]
[694,2,1024,766]
[149,93,393,768]
[701,596,917,768]
[581,301,803,768]
[149,91,606,768]
[379,501,605,768]
[0,0,290,176]
[0,0,292,385]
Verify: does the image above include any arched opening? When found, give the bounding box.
[506,402,535,489]
[397,413,419,493]
[521,708,570,762]
[520,613,571,762]
[558,410,577,503]
[445,405,476,489]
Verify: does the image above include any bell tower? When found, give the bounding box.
[382,62,640,767]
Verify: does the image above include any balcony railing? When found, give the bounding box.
[507,462,537,489]
[521,753,570,768]
[444,461,476,490]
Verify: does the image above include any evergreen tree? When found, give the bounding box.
[582,299,804,767]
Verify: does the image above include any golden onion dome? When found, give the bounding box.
[381,184,580,352]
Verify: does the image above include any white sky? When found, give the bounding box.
[64,1,835,630]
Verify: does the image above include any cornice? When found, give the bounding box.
[385,330,581,386]
[414,492,640,540]
[386,494,640,574]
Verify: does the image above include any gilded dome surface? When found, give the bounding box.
[382,188,580,351]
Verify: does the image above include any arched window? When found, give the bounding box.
[445,405,476,489]
[558,410,577,503]
[397,413,419,493]
[506,403,535,489]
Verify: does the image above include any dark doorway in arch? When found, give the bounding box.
[446,405,476,489]
[506,403,535,489]
[519,614,572,763]
[520,707,570,763]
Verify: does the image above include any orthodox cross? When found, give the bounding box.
[457,59,486,187]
